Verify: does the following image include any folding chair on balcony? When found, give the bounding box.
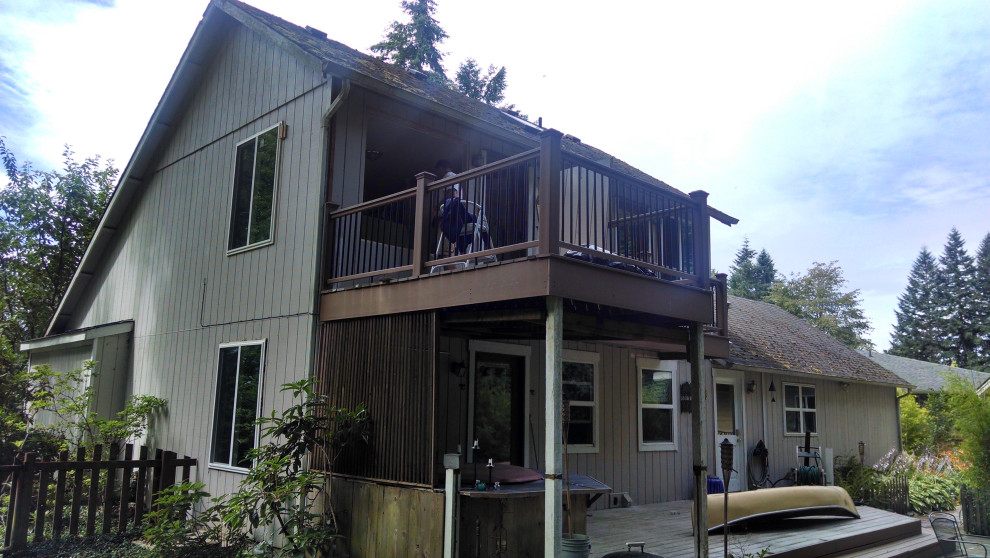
[430,198,496,273]
[930,512,990,557]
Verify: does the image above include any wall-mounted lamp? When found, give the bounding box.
[449,362,466,378]
[680,382,692,413]
[839,382,850,392]
[768,381,776,403]
[746,380,757,394]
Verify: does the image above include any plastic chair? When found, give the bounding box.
[930,512,990,557]
[430,199,495,272]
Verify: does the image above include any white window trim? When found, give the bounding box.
[563,349,600,454]
[226,123,282,256]
[783,382,818,437]
[208,340,266,473]
[637,358,679,452]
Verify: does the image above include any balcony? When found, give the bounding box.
[320,130,727,349]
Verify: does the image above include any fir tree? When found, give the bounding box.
[936,228,978,367]
[973,233,990,370]
[754,249,778,300]
[889,248,943,362]
[728,238,759,298]
[371,0,448,78]
[454,59,507,104]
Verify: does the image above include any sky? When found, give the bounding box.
[2,0,989,351]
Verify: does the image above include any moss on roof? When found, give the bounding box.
[727,295,909,386]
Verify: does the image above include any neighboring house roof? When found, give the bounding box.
[45,0,736,335]
[856,349,990,394]
[726,296,910,387]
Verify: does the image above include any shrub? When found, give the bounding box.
[947,376,990,490]
[900,392,933,454]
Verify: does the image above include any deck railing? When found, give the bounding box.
[325,130,712,293]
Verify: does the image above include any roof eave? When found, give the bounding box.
[46,3,228,335]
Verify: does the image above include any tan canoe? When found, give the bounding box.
[700,485,860,532]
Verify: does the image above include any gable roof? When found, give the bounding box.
[856,349,990,394]
[46,0,736,335]
[726,295,910,387]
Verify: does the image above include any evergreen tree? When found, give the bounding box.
[936,228,978,367]
[973,233,990,370]
[728,238,759,298]
[754,249,778,300]
[889,248,944,363]
[765,261,872,348]
[454,58,507,104]
[370,0,448,77]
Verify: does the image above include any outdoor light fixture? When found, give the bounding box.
[768,381,776,403]
[365,149,383,161]
[680,382,692,413]
[839,382,850,391]
[449,362,466,377]
[746,380,757,394]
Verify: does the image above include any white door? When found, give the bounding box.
[714,372,745,492]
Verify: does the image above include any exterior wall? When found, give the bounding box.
[737,370,901,487]
[28,343,96,428]
[57,21,330,498]
[436,337,696,508]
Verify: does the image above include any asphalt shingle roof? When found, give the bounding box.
[727,295,910,386]
[856,349,990,393]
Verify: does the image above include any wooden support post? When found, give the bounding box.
[442,453,461,558]
[86,444,103,536]
[118,444,133,533]
[53,449,68,540]
[538,130,563,257]
[689,323,709,558]
[544,295,563,558]
[412,171,435,278]
[689,190,711,290]
[10,453,36,550]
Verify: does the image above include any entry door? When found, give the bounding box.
[470,351,526,465]
[714,373,745,491]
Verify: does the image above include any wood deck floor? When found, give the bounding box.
[586,500,940,558]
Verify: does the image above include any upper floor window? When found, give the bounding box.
[562,349,599,453]
[638,358,678,451]
[228,124,281,252]
[784,383,817,436]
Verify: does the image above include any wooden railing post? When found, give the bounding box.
[689,190,711,291]
[538,129,563,256]
[10,453,36,550]
[715,272,728,337]
[412,171,435,278]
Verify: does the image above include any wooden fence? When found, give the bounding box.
[864,474,910,515]
[961,485,990,536]
[0,444,196,552]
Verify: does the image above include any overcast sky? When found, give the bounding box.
[2,0,989,351]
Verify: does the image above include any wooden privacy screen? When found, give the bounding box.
[316,312,436,486]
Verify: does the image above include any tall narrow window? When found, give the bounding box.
[562,350,599,453]
[228,125,280,251]
[638,358,678,451]
[784,383,817,435]
[210,341,264,470]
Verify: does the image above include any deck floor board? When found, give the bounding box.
[586,500,934,558]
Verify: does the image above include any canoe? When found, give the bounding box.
[701,485,859,531]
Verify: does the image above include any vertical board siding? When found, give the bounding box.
[53,23,326,501]
[316,313,436,486]
[740,371,900,486]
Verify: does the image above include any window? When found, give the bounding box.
[228,124,281,252]
[562,350,599,453]
[638,358,678,451]
[784,383,817,436]
[210,341,265,470]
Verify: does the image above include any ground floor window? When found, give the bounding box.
[563,349,599,453]
[783,383,817,435]
[638,358,678,451]
[210,341,265,471]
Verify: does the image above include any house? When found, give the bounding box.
[713,296,911,491]
[857,349,990,401]
[21,0,927,556]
